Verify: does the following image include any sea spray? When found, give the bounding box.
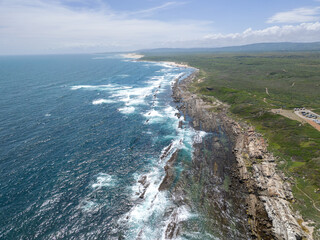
[119,125,205,239]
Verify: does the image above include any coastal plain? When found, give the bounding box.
[142,52,320,239]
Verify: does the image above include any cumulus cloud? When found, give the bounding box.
[166,22,320,48]
[267,7,320,23]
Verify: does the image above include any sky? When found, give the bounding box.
[1,0,320,55]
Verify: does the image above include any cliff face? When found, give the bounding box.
[172,70,312,240]
[234,129,312,240]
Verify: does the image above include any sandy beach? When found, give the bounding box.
[121,53,145,59]
[161,61,192,68]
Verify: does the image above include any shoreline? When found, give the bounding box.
[157,69,252,239]
[125,52,197,70]
[169,63,313,239]
[160,61,193,69]
[121,53,145,59]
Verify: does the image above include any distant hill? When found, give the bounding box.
[139,42,320,54]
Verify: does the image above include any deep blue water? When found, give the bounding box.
[0,54,201,239]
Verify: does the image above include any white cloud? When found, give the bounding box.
[0,0,210,54]
[267,7,320,23]
[1,0,320,54]
[128,1,186,17]
[166,22,320,48]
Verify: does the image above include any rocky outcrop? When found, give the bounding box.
[234,129,312,240]
[159,150,179,191]
[172,70,312,240]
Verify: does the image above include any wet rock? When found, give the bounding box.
[137,175,150,199]
[159,150,179,191]
[161,142,173,160]
[138,175,147,185]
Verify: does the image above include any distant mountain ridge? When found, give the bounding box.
[139,42,320,53]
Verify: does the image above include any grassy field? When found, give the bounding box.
[142,52,320,236]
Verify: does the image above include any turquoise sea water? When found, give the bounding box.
[0,54,207,239]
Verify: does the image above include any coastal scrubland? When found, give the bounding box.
[142,52,320,236]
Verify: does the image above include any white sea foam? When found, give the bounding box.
[78,173,116,213]
[122,165,171,239]
[193,130,207,144]
[71,84,131,91]
[92,99,115,105]
[120,100,205,236]
[125,97,146,106]
[152,100,159,107]
[117,74,130,78]
[91,173,115,189]
[71,66,183,122]
[121,135,193,239]
[175,206,193,222]
[170,73,184,85]
[161,205,194,239]
[81,200,99,211]
[152,62,175,69]
[118,106,135,114]
[156,68,171,73]
[144,109,162,118]
[71,85,104,90]
[164,106,180,119]
[143,109,164,124]
[45,113,51,117]
[71,61,200,236]
[112,86,153,107]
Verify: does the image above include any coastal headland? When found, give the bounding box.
[138,53,320,239]
[171,69,312,239]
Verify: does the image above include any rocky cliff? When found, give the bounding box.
[172,70,313,240]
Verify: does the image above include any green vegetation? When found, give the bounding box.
[143,52,320,236]
[143,52,320,110]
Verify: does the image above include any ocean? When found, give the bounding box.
[0,54,210,239]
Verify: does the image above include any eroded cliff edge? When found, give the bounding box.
[172,70,313,240]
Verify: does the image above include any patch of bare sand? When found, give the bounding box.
[271,109,307,123]
[271,109,320,131]
[121,53,144,59]
[305,118,320,131]
[162,61,193,68]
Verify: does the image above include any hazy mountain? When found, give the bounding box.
[139,42,320,54]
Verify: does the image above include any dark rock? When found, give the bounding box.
[159,150,179,191]
[160,142,173,160]
[138,175,147,185]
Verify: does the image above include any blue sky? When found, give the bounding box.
[1,0,320,54]
[102,0,319,31]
